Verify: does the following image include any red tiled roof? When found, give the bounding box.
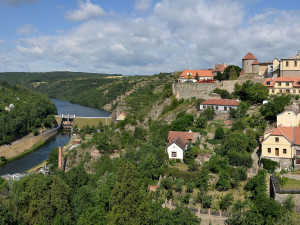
[212,64,227,73]
[264,77,300,87]
[242,52,257,60]
[260,62,273,64]
[264,126,300,145]
[200,99,240,106]
[179,70,213,79]
[168,131,200,144]
[252,60,260,65]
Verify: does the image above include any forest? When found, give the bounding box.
[0,80,57,145]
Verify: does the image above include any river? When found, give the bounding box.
[0,99,110,175]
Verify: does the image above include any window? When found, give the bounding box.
[278,82,281,86]
[172,152,177,157]
[275,137,279,142]
[224,107,227,111]
[266,81,271,85]
[280,90,283,93]
[286,61,289,67]
[268,148,271,153]
[295,61,297,67]
[286,82,289,86]
[283,149,287,154]
[294,89,296,93]
[216,106,219,110]
[272,89,275,93]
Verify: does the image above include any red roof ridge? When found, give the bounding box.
[242,52,257,60]
[200,99,240,106]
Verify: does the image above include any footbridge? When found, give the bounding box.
[55,114,112,129]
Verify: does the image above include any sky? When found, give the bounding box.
[0,0,300,75]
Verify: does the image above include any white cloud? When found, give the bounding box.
[1,0,300,74]
[0,0,38,6]
[17,24,38,36]
[65,0,105,22]
[135,0,152,11]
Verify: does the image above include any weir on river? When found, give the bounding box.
[0,99,111,176]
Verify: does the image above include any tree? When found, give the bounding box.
[202,107,215,120]
[171,113,194,131]
[216,172,231,191]
[166,189,173,200]
[223,65,242,80]
[214,72,225,81]
[219,193,234,211]
[195,72,199,81]
[184,143,195,165]
[229,67,237,80]
[214,126,225,139]
[202,195,213,209]
[107,162,151,225]
[213,88,232,99]
[195,116,207,128]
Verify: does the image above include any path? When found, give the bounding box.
[282,174,300,181]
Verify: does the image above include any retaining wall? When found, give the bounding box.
[0,127,59,159]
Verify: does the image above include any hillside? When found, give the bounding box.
[0,79,57,145]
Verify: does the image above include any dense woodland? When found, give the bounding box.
[0,80,56,146]
[0,72,298,224]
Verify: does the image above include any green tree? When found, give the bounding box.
[229,66,237,80]
[216,172,231,191]
[195,72,199,81]
[202,107,215,120]
[219,193,234,211]
[195,116,207,128]
[107,162,151,225]
[214,126,225,139]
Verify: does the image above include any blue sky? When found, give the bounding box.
[0,0,300,74]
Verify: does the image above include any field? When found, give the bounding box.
[283,178,300,190]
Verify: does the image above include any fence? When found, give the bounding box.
[167,199,230,218]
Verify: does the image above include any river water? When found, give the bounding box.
[0,99,110,175]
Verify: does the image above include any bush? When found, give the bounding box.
[161,177,173,190]
[182,193,191,204]
[166,167,181,178]
[260,158,279,173]
[219,193,234,211]
[214,126,225,140]
[216,172,231,191]
[227,151,253,168]
[202,195,213,209]
[186,182,195,193]
[169,159,176,166]
[213,88,232,99]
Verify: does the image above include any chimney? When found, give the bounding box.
[58,146,62,170]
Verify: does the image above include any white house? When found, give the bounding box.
[116,112,126,121]
[167,137,186,161]
[199,99,239,113]
[167,131,200,161]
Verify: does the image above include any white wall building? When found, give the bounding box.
[200,99,240,113]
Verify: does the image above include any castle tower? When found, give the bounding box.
[58,146,62,170]
[242,52,257,74]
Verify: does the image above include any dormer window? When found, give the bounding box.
[266,81,271,85]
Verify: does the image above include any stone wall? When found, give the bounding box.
[173,79,265,100]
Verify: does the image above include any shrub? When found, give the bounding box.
[161,177,173,190]
[216,172,231,191]
[214,126,225,140]
[202,195,213,209]
[186,182,195,193]
[166,167,181,178]
[219,193,234,211]
[260,158,279,173]
[182,193,191,204]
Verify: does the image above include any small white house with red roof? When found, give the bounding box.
[167,131,200,161]
[199,99,240,113]
[178,69,214,83]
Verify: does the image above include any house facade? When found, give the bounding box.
[178,69,214,83]
[277,103,300,127]
[211,63,228,76]
[261,126,300,169]
[264,77,300,95]
[199,99,239,113]
[167,131,200,161]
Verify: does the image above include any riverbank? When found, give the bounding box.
[0,127,59,164]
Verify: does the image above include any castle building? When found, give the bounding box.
[263,77,300,95]
[242,52,258,74]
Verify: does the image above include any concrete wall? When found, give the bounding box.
[252,64,259,74]
[280,70,300,77]
[74,117,112,128]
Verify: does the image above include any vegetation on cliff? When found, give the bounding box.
[0,80,57,146]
